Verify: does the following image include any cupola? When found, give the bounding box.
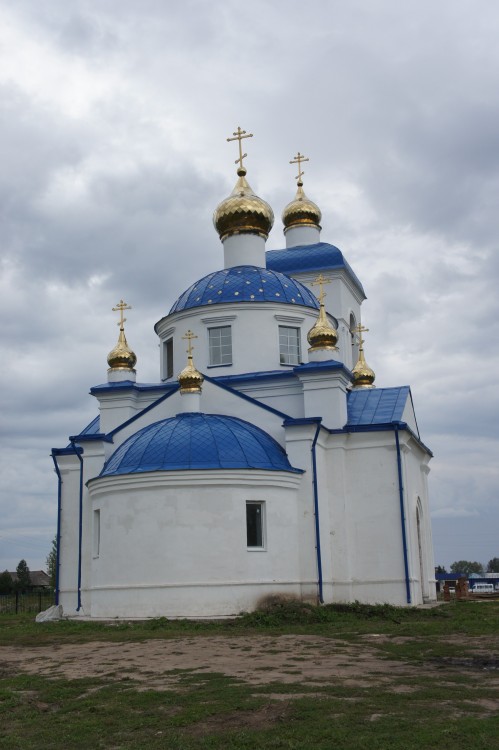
[213,126,273,268]
[107,300,137,383]
[177,330,204,411]
[307,274,339,361]
[351,324,375,388]
[282,152,322,248]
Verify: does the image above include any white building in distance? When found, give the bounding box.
[52,132,436,618]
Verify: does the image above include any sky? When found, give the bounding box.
[1,0,498,574]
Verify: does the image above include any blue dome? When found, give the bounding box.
[169,265,319,313]
[101,413,301,476]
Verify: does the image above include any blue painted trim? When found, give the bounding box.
[408,388,421,440]
[108,384,180,438]
[68,433,113,443]
[51,446,83,456]
[51,452,62,606]
[203,374,292,421]
[395,426,411,604]
[328,421,433,457]
[294,360,352,377]
[311,422,324,604]
[69,440,84,612]
[283,416,323,427]
[90,381,175,395]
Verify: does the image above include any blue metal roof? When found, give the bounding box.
[266,242,365,295]
[78,415,100,435]
[169,265,319,313]
[100,412,302,476]
[346,386,410,426]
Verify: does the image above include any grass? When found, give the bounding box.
[0,601,498,749]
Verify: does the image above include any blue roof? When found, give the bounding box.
[346,387,410,426]
[266,242,365,296]
[100,412,302,476]
[78,415,100,436]
[169,265,319,313]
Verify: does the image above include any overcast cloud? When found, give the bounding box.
[1,0,498,573]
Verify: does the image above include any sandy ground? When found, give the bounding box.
[1,633,498,701]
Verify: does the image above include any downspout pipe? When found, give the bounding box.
[395,425,411,604]
[69,439,84,612]
[311,422,324,604]
[51,452,62,606]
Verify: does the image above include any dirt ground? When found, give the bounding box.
[1,633,498,702]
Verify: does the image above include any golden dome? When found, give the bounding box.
[351,344,375,388]
[213,167,274,242]
[107,327,137,371]
[178,330,204,394]
[307,303,338,351]
[282,181,322,231]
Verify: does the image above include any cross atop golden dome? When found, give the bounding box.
[107,299,137,371]
[307,274,338,351]
[178,330,204,394]
[282,151,322,231]
[213,126,274,242]
[351,324,375,388]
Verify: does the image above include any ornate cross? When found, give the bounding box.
[227,126,253,170]
[353,323,369,348]
[182,330,198,358]
[290,151,309,184]
[311,273,331,305]
[112,300,132,330]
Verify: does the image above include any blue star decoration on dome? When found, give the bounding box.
[100,413,303,475]
[169,266,319,313]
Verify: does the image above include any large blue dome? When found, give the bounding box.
[169,265,319,313]
[101,413,301,476]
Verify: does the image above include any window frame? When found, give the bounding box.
[278,325,301,366]
[246,501,266,550]
[208,325,233,367]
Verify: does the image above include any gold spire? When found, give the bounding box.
[107,300,137,371]
[213,125,274,241]
[178,330,204,394]
[307,274,338,351]
[351,324,375,388]
[282,151,322,231]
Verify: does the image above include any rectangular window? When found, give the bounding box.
[209,325,232,366]
[93,509,100,558]
[162,338,174,380]
[279,325,301,365]
[246,502,265,548]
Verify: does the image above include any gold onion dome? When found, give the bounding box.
[351,325,375,388]
[107,300,137,371]
[213,166,274,241]
[307,303,338,350]
[282,181,322,231]
[178,331,204,394]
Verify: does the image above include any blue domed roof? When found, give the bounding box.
[100,413,301,476]
[169,265,319,313]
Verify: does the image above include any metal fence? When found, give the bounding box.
[0,591,55,614]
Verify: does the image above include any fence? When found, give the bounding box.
[0,591,55,614]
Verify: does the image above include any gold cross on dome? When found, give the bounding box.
[290,151,309,184]
[227,126,253,170]
[311,273,331,305]
[182,330,198,358]
[353,323,369,348]
[112,300,132,330]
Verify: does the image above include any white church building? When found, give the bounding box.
[52,130,436,618]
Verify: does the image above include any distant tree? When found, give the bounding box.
[15,559,31,592]
[46,537,57,589]
[450,560,484,576]
[435,565,447,574]
[0,570,14,594]
[486,557,499,573]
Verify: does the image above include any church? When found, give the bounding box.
[52,128,436,618]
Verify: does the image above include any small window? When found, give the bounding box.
[93,509,100,558]
[246,502,265,548]
[279,326,301,365]
[209,326,232,366]
[163,338,174,380]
